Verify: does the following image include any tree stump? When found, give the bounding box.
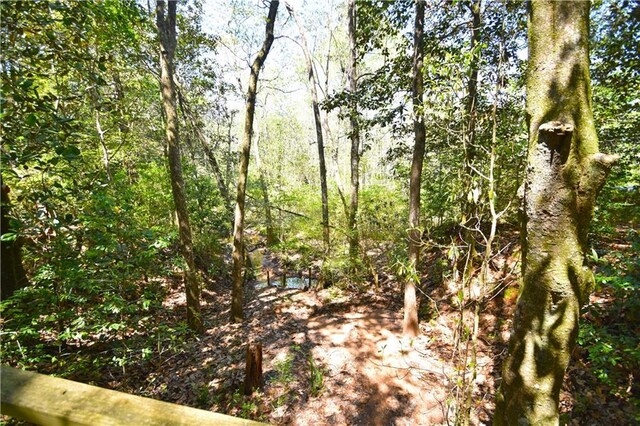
[244,343,263,395]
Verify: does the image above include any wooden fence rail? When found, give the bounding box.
[1,365,265,426]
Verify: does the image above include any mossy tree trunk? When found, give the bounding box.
[230,0,279,322]
[156,0,203,333]
[403,0,425,338]
[494,1,617,424]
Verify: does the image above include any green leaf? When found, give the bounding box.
[1,232,17,242]
[26,114,38,126]
[62,145,81,160]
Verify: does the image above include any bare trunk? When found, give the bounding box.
[254,127,277,246]
[231,0,279,322]
[225,113,235,198]
[286,2,330,252]
[461,0,481,225]
[95,111,112,181]
[260,174,276,246]
[156,0,202,333]
[462,22,506,425]
[176,87,231,212]
[403,0,425,338]
[494,1,617,424]
[347,0,360,265]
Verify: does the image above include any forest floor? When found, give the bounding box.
[123,263,507,425]
[105,228,637,425]
[3,230,637,425]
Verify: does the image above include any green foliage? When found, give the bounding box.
[240,399,258,419]
[0,0,636,422]
[393,255,420,286]
[0,0,218,385]
[0,275,193,378]
[308,353,326,397]
[359,184,407,244]
[193,382,211,408]
[591,0,640,235]
[320,253,358,287]
[273,347,297,386]
[578,230,640,403]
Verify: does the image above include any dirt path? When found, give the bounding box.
[240,249,461,424]
[124,236,636,425]
[231,278,466,425]
[292,308,449,425]
[127,246,507,424]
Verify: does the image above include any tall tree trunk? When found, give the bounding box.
[231,0,279,323]
[156,0,202,333]
[254,120,277,246]
[462,0,480,189]
[347,0,360,265]
[494,1,617,424]
[460,0,481,269]
[1,181,29,299]
[175,86,231,213]
[286,2,330,252]
[403,0,425,338]
[225,112,235,199]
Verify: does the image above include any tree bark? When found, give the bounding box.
[95,110,112,182]
[1,181,29,299]
[286,2,330,253]
[230,0,279,323]
[175,86,231,213]
[253,123,277,246]
[244,343,263,395]
[462,0,481,206]
[403,0,425,338]
[494,1,617,424]
[260,173,276,246]
[347,0,360,266]
[156,0,203,333]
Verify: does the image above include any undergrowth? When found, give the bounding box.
[576,227,640,418]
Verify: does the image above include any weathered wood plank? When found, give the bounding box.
[1,366,264,426]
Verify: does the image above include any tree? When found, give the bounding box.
[1,181,29,299]
[285,2,330,253]
[461,0,481,225]
[176,86,231,214]
[253,113,277,247]
[156,0,202,333]
[230,0,279,323]
[494,1,618,423]
[347,0,361,266]
[403,0,425,337]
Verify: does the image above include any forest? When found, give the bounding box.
[0,0,638,424]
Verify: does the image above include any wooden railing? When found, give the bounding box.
[1,365,265,425]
